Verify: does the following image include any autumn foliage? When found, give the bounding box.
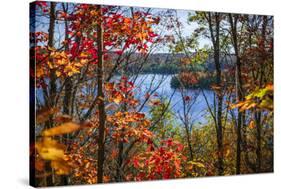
[30,1,273,187]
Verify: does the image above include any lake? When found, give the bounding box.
[131,74,214,126]
[36,74,215,126]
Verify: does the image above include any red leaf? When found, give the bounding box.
[115,50,123,56]
[184,96,191,101]
[133,158,140,168]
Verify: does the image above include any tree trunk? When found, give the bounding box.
[228,14,243,175]
[97,6,106,183]
[206,12,224,175]
[116,67,128,181]
[116,130,124,181]
[45,2,56,186]
[61,3,71,185]
[255,112,262,172]
[48,2,57,108]
[255,16,268,172]
[185,124,194,160]
[62,2,72,118]
[214,13,224,176]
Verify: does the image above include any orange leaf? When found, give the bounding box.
[35,159,45,171]
[133,112,145,120]
[51,160,71,175]
[266,83,273,91]
[112,91,123,104]
[36,107,59,124]
[43,122,80,137]
[105,82,114,91]
[54,114,72,123]
[249,120,255,129]
[123,17,131,24]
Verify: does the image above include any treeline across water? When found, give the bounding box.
[141,62,180,74]
[170,73,216,89]
[128,61,216,89]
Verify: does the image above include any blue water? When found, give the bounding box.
[36,74,215,126]
[131,74,214,126]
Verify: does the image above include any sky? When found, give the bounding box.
[33,2,211,53]
[177,10,210,48]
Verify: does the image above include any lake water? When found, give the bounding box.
[131,74,214,126]
[36,74,215,126]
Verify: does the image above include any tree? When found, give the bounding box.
[228,13,243,174]
[31,2,274,186]
[188,12,225,175]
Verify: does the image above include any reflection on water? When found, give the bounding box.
[36,74,215,126]
[132,74,214,126]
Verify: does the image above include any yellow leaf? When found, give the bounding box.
[90,10,98,16]
[112,92,123,104]
[47,61,54,69]
[98,96,105,101]
[80,52,89,58]
[36,66,45,78]
[47,46,56,51]
[187,161,205,168]
[55,70,62,77]
[80,59,88,64]
[57,58,68,66]
[43,122,80,137]
[51,160,71,175]
[229,101,246,110]
[249,120,255,129]
[64,65,80,76]
[36,138,65,160]
[85,162,91,169]
[225,149,230,157]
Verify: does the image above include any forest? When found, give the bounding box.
[30,1,274,187]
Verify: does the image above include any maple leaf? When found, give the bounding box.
[36,66,45,78]
[112,91,124,104]
[133,158,140,168]
[115,50,123,56]
[55,70,62,77]
[123,17,131,24]
[133,112,145,120]
[64,64,80,76]
[177,144,184,151]
[43,122,80,137]
[104,82,114,91]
